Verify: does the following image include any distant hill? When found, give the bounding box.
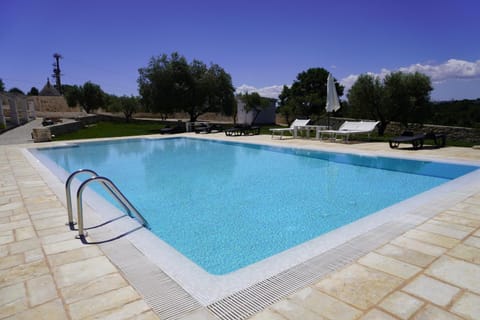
[430,99,480,128]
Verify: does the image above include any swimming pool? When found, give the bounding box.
[32,137,478,276]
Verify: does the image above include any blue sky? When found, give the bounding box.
[1,0,479,101]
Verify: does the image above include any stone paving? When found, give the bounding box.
[0,134,479,319]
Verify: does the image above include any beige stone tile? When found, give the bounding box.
[30,208,65,221]
[26,274,57,307]
[40,229,75,244]
[375,244,436,268]
[448,208,480,220]
[32,215,67,230]
[47,245,103,267]
[403,229,460,249]
[0,216,10,223]
[0,244,7,258]
[7,237,40,254]
[426,256,480,294]
[475,229,480,237]
[448,243,480,264]
[37,225,71,237]
[0,219,31,233]
[0,300,28,319]
[250,309,287,320]
[5,299,68,320]
[451,292,480,320]
[402,275,460,306]
[26,202,63,213]
[24,248,44,263]
[360,309,397,320]
[413,304,462,320]
[0,254,24,270]
[43,238,85,255]
[127,311,161,320]
[10,213,29,221]
[14,226,36,241]
[358,252,421,279]
[390,236,447,257]
[270,298,327,320]
[61,273,128,304]
[434,212,480,228]
[0,201,23,212]
[315,264,403,310]
[0,282,26,306]
[83,299,152,320]
[0,260,49,286]
[417,221,472,240]
[379,291,424,320]
[289,287,362,320]
[465,195,480,205]
[464,236,480,249]
[68,286,140,320]
[0,231,14,245]
[54,255,117,288]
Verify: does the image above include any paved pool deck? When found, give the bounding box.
[1,132,479,320]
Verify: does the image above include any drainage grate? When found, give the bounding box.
[100,240,202,320]
[208,221,414,320]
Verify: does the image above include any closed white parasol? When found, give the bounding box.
[325,73,341,127]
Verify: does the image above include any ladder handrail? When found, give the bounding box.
[66,169,132,230]
[65,169,98,230]
[76,176,150,241]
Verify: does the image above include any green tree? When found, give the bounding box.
[64,81,105,113]
[138,52,235,122]
[0,79,4,92]
[106,95,141,122]
[384,71,432,127]
[277,85,296,125]
[8,87,25,95]
[27,87,39,96]
[347,74,385,132]
[348,72,432,135]
[238,92,270,124]
[278,68,344,119]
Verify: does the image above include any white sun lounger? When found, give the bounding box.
[318,121,379,142]
[270,119,310,139]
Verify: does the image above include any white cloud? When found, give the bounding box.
[399,59,480,82]
[340,59,480,93]
[239,59,480,101]
[236,84,284,99]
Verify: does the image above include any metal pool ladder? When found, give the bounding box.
[65,169,149,241]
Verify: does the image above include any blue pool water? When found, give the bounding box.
[33,138,478,275]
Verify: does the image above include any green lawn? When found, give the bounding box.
[54,121,165,141]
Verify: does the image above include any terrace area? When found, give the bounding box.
[1,133,479,320]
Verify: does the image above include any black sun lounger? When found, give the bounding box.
[224,125,260,136]
[194,123,223,134]
[389,131,447,150]
[389,134,424,149]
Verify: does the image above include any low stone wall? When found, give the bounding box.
[49,121,84,136]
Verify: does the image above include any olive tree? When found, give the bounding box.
[348,72,432,135]
[65,81,105,113]
[138,52,235,122]
[238,92,270,125]
[106,95,141,122]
